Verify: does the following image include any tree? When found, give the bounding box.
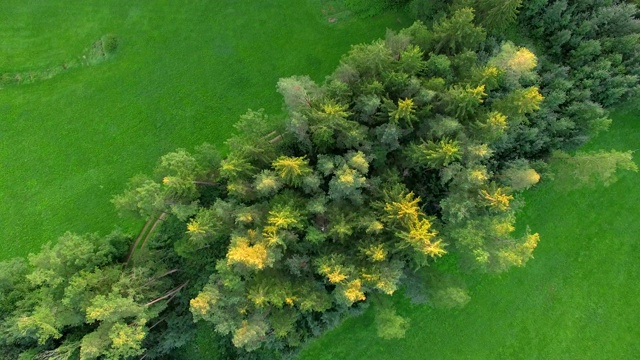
[276,76,320,112]
[476,0,523,33]
[553,150,638,189]
[494,86,544,120]
[389,98,417,123]
[272,156,312,186]
[407,138,462,168]
[112,146,221,220]
[503,161,541,191]
[432,8,486,55]
[445,84,487,120]
[488,42,538,88]
[375,304,410,339]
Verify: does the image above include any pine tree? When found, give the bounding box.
[476,0,523,33]
[432,8,486,55]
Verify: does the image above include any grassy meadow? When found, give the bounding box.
[297,103,640,359]
[0,0,412,260]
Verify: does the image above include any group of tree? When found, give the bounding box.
[409,0,640,156]
[0,232,194,359]
[515,0,640,148]
[0,2,638,359]
[409,0,524,33]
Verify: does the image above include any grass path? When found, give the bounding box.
[297,103,640,359]
[0,0,412,259]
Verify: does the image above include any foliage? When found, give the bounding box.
[297,108,640,360]
[375,305,410,339]
[432,8,486,54]
[409,0,450,23]
[121,13,634,355]
[495,0,640,161]
[521,0,640,107]
[475,0,523,33]
[553,150,638,188]
[0,232,186,359]
[177,17,555,353]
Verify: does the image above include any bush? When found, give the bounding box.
[101,33,119,54]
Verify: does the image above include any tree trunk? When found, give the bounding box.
[125,217,154,265]
[140,212,168,249]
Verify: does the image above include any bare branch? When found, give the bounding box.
[145,281,189,307]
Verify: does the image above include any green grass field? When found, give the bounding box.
[297,103,640,359]
[0,0,412,260]
[4,2,639,359]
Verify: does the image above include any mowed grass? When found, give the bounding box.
[0,0,412,259]
[298,103,640,359]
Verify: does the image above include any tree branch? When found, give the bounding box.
[145,281,189,307]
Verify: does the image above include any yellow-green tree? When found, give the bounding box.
[272,156,312,186]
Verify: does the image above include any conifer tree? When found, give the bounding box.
[476,0,523,33]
